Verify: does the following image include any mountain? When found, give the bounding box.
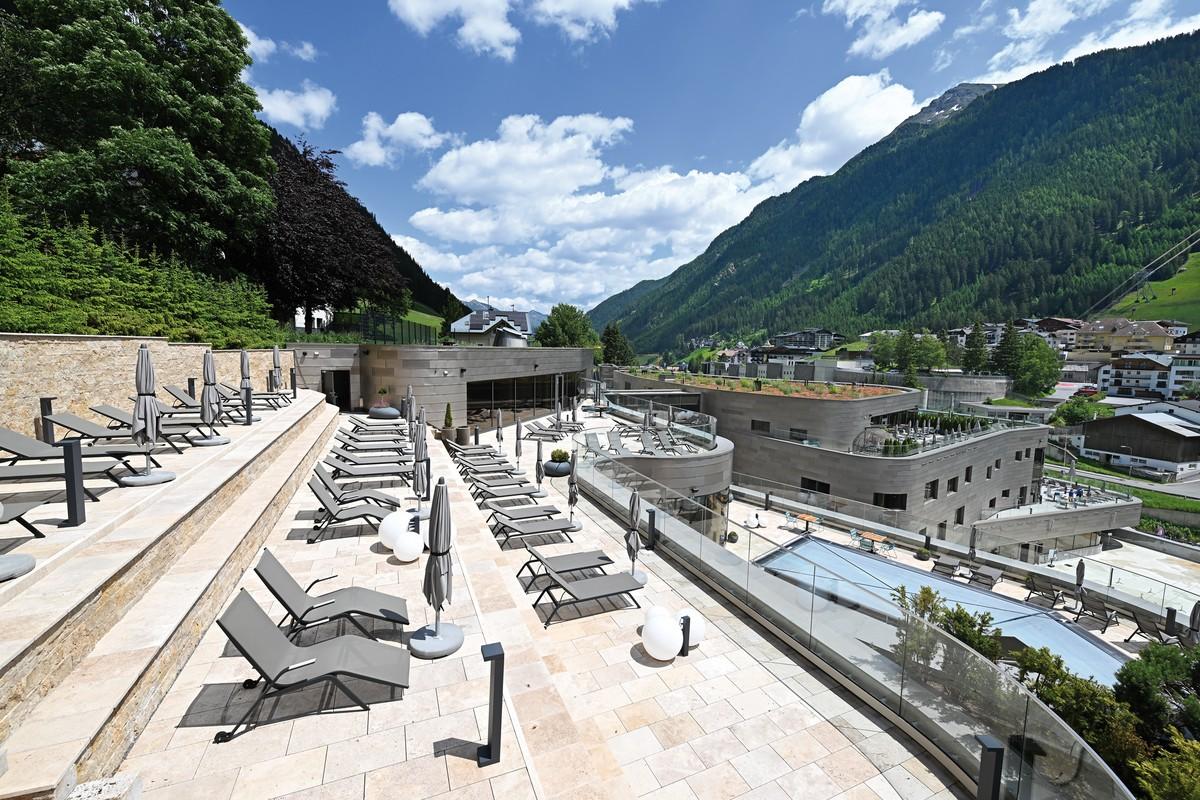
[899,82,998,128]
[588,32,1200,353]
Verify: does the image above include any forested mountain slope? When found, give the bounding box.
[590,32,1200,352]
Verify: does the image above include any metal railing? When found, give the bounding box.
[570,441,1134,800]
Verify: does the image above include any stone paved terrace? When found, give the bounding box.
[117,412,967,800]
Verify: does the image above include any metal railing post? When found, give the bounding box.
[477,642,505,767]
[62,440,85,528]
[187,377,197,398]
[290,367,297,398]
[38,397,57,444]
[474,426,480,446]
[646,509,657,551]
[242,388,253,425]
[764,491,771,511]
[679,615,691,656]
[975,735,1004,800]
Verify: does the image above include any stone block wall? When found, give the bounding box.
[0,334,295,436]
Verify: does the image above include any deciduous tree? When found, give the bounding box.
[534,304,599,348]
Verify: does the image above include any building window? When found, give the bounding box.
[937,521,948,539]
[995,458,1002,469]
[788,427,808,442]
[751,419,770,433]
[989,497,997,508]
[1034,448,1045,465]
[986,466,993,480]
[1015,451,1022,462]
[947,477,959,494]
[800,477,831,494]
[954,506,965,525]
[964,466,973,483]
[924,479,939,501]
[873,492,908,510]
[1024,448,1031,458]
[1001,489,1011,498]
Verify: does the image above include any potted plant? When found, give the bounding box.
[441,403,454,440]
[367,385,400,420]
[915,547,931,561]
[373,386,390,408]
[544,448,573,478]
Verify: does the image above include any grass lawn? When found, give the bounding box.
[1107,253,1200,328]
[404,302,443,329]
[822,340,870,356]
[986,396,1041,408]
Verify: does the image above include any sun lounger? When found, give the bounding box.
[91,404,208,445]
[213,590,410,742]
[931,556,959,578]
[472,483,546,502]
[307,478,391,543]
[1073,589,1119,633]
[327,446,411,466]
[584,432,604,455]
[255,548,409,638]
[485,504,560,525]
[347,416,409,433]
[516,547,614,583]
[1,497,51,537]
[654,430,691,453]
[0,427,157,473]
[464,464,525,479]
[493,516,577,547]
[219,382,284,409]
[639,431,669,455]
[443,440,498,458]
[1025,574,1065,607]
[523,421,562,440]
[1125,608,1180,645]
[45,411,187,455]
[162,385,239,425]
[339,428,410,443]
[966,565,1002,590]
[313,464,404,511]
[333,433,411,453]
[531,564,643,627]
[322,456,413,483]
[606,431,633,456]
[0,462,117,498]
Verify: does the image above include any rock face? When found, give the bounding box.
[902,83,999,128]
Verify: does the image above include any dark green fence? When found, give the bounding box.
[329,310,439,344]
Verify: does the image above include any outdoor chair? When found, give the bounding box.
[213,590,410,742]
[523,421,562,441]
[472,483,547,503]
[321,456,412,484]
[1125,608,1180,645]
[1025,574,1066,607]
[218,382,285,409]
[1,497,52,538]
[967,566,1002,590]
[606,430,633,456]
[333,433,411,454]
[46,411,189,454]
[639,431,668,455]
[313,464,404,511]
[516,546,614,584]
[307,478,390,543]
[254,548,409,639]
[493,515,577,548]
[348,415,409,433]
[162,385,237,425]
[327,446,411,467]
[485,504,560,527]
[931,556,959,578]
[655,429,691,453]
[0,427,158,474]
[91,404,209,444]
[532,563,643,627]
[0,462,118,498]
[1073,589,1119,633]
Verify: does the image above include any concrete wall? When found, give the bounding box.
[0,333,294,437]
[1111,526,1200,564]
[290,343,363,409]
[974,500,1141,547]
[359,346,593,427]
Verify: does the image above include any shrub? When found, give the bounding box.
[1133,729,1200,800]
[1115,644,1200,746]
[550,448,570,463]
[443,403,453,428]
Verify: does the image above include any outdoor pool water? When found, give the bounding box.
[758,537,1128,684]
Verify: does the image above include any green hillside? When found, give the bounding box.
[1107,253,1200,328]
[594,32,1200,352]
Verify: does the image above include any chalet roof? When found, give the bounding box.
[451,308,534,335]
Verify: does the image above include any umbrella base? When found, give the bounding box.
[408,623,464,659]
[193,435,230,447]
[120,470,177,487]
[632,569,648,586]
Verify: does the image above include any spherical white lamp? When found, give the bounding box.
[644,606,670,629]
[642,616,683,662]
[378,511,422,562]
[675,608,707,649]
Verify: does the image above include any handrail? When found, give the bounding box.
[571,435,1136,800]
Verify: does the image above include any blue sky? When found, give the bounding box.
[228,0,1200,313]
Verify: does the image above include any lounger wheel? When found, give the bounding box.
[242,678,259,689]
[213,730,233,744]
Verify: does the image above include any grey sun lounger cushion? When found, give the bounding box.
[255,548,409,637]
[214,589,410,741]
[322,456,413,482]
[931,556,959,578]
[1,498,50,538]
[516,547,614,583]
[314,464,404,510]
[494,516,577,547]
[532,564,643,627]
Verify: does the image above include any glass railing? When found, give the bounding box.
[574,439,1136,800]
[602,393,718,450]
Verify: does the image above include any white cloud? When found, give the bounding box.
[386,0,653,58]
[255,80,338,129]
[346,112,455,166]
[285,41,319,61]
[397,70,923,310]
[1003,0,1113,41]
[239,23,278,63]
[822,0,945,59]
[528,0,654,41]
[1063,1,1200,60]
[387,0,521,59]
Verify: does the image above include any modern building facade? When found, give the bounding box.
[1082,411,1200,478]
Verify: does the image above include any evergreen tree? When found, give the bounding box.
[600,322,636,365]
[963,321,989,373]
[991,322,1022,377]
[533,304,599,348]
[895,330,917,373]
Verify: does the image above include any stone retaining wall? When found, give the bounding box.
[0,333,295,437]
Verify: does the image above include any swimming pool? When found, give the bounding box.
[758,537,1128,684]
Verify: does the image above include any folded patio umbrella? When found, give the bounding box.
[124,343,173,484]
[1075,559,1085,589]
[535,439,544,488]
[568,448,579,524]
[412,407,428,504]
[271,346,282,393]
[409,476,463,658]
[514,420,522,467]
[239,349,252,392]
[496,409,504,447]
[626,489,641,574]
[644,409,652,430]
[201,349,223,437]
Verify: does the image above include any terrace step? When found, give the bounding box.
[0,394,339,800]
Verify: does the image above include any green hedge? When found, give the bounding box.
[0,198,281,348]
